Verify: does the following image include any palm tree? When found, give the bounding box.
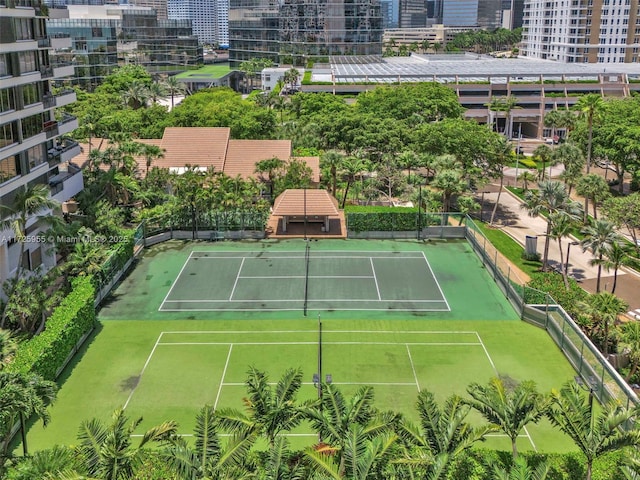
[576,173,610,223]
[549,212,575,289]
[464,377,548,459]
[547,381,640,480]
[163,405,255,479]
[489,456,550,480]
[432,169,467,213]
[580,219,621,293]
[0,372,58,457]
[163,75,185,109]
[320,150,344,197]
[139,143,165,176]
[215,367,310,447]
[456,195,480,225]
[341,155,366,208]
[544,109,563,147]
[121,81,149,109]
[517,171,537,192]
[533,144,553,181]
[395,389,494,479]
[305,424,397,479]
[521,180,582,272]
[601,240,629,294]
[397,150,420,183]
[620,321,640,381]
[147,81,166,105]
[76,408,177,480]
[555,142,585,195]
[486,96,519,138]
[575,94,604,174]
[577,291,627,356]
[0,184,57,327]
[488,137,513,226]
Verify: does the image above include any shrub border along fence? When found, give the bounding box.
[464,216,638,410]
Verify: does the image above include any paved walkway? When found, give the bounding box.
[480,177,640,313]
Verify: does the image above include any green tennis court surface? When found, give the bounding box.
[18,240,579,454]
[160,250,449,312]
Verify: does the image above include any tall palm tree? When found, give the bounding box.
[0,372,58,457]
[395,389,494,479]
[488,137,513,226]
[554,142,585,195]
[76,408,177,480]
[580,219,621,293]
[544,109,563,146]
[341,155,366,208]
[620,321,640,382]
[432,169,467,213]
[163,405,255,479]
[139,143,165,176]
[576,173,610,223]
[533,144,553,181]
[549,212,575,289]
[575,94,604,174]
[163,75,185,109]
[521,180,582,272]
[547,381,640,480]
[320,150,344,197]
[464,377,548,459]
[601,240,629,294]
[577,291,628,356]
[147,81,167,105]
[121,81,149,109]
[517,171,537,192]
[215,367,311,447]
[0,184,57,327]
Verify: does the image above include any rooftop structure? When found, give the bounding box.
[1,0,83,292]
[303,53,640,137]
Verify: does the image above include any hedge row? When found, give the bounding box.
[347,212,445,232]
[95,232,135,289]
[8,276,96,381]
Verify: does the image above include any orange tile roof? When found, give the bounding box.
[75,128,320,182]
[272,189,340,217]
[224,139,292,179]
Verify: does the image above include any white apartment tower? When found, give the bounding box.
[0,0,83,290]
[168,0,228,46]
[522,0,640,63]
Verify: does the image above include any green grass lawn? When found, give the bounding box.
[174,63,232,79]
[17,239,580,454]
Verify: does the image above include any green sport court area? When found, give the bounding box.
[22,239,579,453]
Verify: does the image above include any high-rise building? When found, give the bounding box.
[229,0,383,67]
[1,0,83,290]
[47,5,202,89]
[522,0,640,63]
[132,0,168,20]
[167,0,227,46]
[399,0,427,27]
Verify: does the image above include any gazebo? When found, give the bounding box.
[272,189,340,234]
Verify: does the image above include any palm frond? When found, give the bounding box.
[195,405,220,468]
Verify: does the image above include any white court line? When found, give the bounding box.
[190,250,425,255]
[158,252,193,311]
[123,332,163,410]
[214,344,233,410]
[221,382,418,386]
[228,258,245,301]
[406,344,421,392]
[236,275,375,279]
[421,251,451,311]
[162,299,446,303]
[159,307,449,312]
[158,341,482,346]
[161,330,481,334]
[475,332,537,453]
[369,258,381,301]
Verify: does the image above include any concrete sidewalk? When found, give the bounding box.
[480,186,640,312]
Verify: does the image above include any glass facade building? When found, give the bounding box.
[47,6,202,89]
[229,0,383,67]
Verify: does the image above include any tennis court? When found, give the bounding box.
[159,248,449,312]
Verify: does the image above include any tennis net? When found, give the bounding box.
[303,241,310,315]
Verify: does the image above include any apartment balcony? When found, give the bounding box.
[48,139,81,166]
[42,89,76,110]
[44,113,78,139]
[0,100,42,124]
[39,63,75,80]
[2,39,38,53]
[50,163,84,202]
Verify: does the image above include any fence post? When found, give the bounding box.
[506,266,511,298]
[493,250,498,280]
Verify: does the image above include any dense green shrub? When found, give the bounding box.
[8,276,96,380]
[347,212,443,232]
[525,272,588,319]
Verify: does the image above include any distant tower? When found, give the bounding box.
[168,0,218,44]
[522,0,640,63]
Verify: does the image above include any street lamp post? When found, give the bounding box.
[565,241,579,277]
[417,185,422,241]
